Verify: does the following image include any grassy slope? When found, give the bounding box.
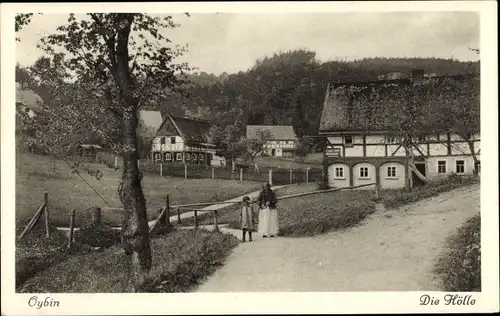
[20,228,239,293]
[16,152,264,228]
[433,213,481,291]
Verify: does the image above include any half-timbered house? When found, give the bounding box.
[319,70,480,190]
[246,125,298,158]
[151,115,217,166]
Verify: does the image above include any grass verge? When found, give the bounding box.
[433,214,481,291]
[19,229,238,293]
[190,184,376,237]
[380,176,479,210]
[15,224,96,290]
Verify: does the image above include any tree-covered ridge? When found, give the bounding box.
[164,51,479,138]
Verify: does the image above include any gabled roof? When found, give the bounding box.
[246,125,298,141]
[16,82,43,111]
[156,115,213,144]
[319,73,479,134]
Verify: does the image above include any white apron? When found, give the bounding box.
[258,207,279,236]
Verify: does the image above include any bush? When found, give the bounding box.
[433,214,481,291]
[20,229,238,293]
[316,179,329,191]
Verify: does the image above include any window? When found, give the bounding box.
[199,154,204,161]
[417,135,427,142]
[170,137,176,144]
[387,166,397,178]
[438,161,446,174]
[192,153,198,161]
[176,153,183,161]
[185,153,191,161]
[334,167,344,179]
[359,167,369,178]
[456,160,465,174]
[160,137,165,145]
[165,153,172,161]
[344,136,353,147]
[154,153,161,161]
[386,136,397,144]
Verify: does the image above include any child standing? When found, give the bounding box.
[239,196,255,242]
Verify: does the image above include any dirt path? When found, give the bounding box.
[196,184,480,292]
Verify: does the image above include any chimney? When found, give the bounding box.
[411,69,425,84]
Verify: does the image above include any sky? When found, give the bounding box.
[15,11,480,75]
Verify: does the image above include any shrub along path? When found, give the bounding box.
[195,184,480,292]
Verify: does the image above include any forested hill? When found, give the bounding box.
[155,51,479,138]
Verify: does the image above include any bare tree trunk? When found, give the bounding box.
[114,14,152,282]
[404,143,428,183]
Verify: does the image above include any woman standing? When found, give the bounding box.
[258,183,279,238]
[239,196,255,242]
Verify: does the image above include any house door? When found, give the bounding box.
[412,162,426,186]
[271,149,276,156]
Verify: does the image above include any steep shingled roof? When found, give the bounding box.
[156,115,212,144]
[318,73,479,134]
[246,125,298,141]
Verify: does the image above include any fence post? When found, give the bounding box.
[160,163,163,177]
[114,156,118,169]
[184,164,187,179]
[306,167,310,183]
[68,209,75,248]
[177,208,181,224]
[165,194,170,228]
[213,210,219,232]
[44,191,50,238]
[240,168,243,182]
[194,209,198,230]
[289,169,293,184]
[269,169,273,186]
[212,167,215,179]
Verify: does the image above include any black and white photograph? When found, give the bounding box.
[1,1,498,315]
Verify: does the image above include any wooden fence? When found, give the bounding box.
[19,182,380,247]
[93,152,323,184]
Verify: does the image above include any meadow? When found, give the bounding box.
[16,152,264,229]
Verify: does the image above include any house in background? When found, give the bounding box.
[319,70,480,190]
[151,115,219,166]
[246,125,298,158]
[16,81,43,119]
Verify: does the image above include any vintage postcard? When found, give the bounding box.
[1,1,498,315]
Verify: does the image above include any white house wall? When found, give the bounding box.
[365,145,385,157]
[429,143,448,156]
[426,156,476,179]
[151,136,185,152]
[345,145,364,157]
[352,162,376,188]
[327,163,350,188]
[379,162,406,189]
